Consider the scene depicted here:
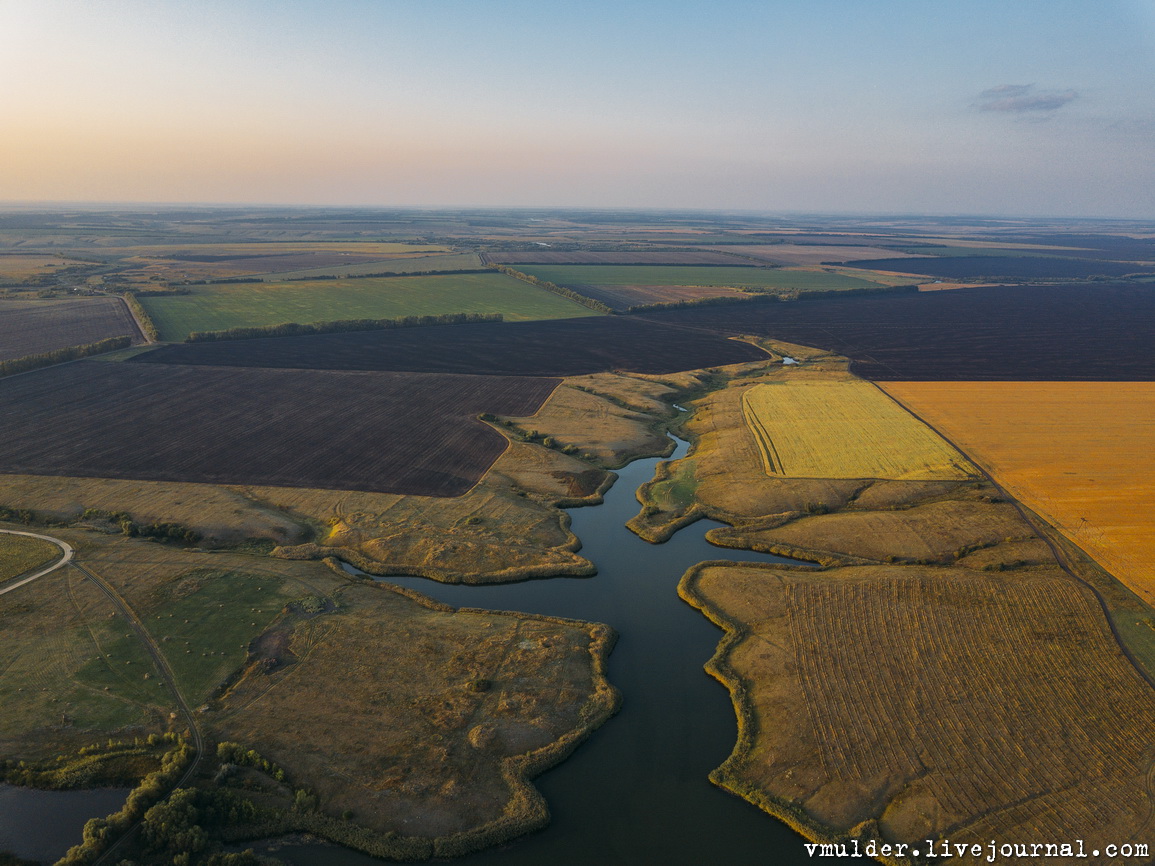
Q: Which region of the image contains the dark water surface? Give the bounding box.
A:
[0,783,129,863]
[274,433,860,865]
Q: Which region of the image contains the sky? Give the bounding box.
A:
[2,0,1154,218]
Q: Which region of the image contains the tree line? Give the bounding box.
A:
[123,291,160,340]
[0,335,132,379]
[186,311,503,343]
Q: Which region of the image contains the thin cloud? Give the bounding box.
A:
[975,84,1079,113]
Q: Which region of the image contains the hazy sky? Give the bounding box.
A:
[3,0,1154,217]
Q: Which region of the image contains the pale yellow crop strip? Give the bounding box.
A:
[742,378,976,481]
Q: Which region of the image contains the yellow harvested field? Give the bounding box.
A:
[741,378,977,480]
[882,381,1155,604]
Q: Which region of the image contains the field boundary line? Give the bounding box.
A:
[0,528,73,595]
[118,293,155,344]
[873,380,1155,692]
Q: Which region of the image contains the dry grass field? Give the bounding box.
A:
[681,562,1155,856]
[705,498,1040,567]
[0,533,61,582]
[741,378,977,480]
[0,253,80,281]
[0,526,619,855]
[881,381,1155,606]
[213,580,618,846]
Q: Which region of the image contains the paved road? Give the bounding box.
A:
[0,529,73,595]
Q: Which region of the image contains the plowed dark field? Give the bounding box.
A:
[643,282,1155,380]
[0,297,142,361]
[0,362,559,495]
[845,255,1152,280]
[133,316,769,376]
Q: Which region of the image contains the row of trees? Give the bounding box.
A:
[186,311,502,343]
[0,335,131,378]
[123,292,160,340]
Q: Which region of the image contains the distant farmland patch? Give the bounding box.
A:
[139,272,596,341]
[580,283,750,310]
[705,244,929,266]
[488,250,747,265]
[844,255,1153,280]
[513,264,887,292]
[0,362,559,496]
[258,251,483,280]
[0,297,141,362]
[117,242,452,281]
[742,378,976,480]
[0,253,81,282]
[135,316,769,376]
[642,282,1155,381]
[508,264,889,311]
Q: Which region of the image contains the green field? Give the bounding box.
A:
[0,533,61,582]
[513,264,888,291]
[141,272,597,341]
[145,569,303,702]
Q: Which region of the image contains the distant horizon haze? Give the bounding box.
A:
[3,0,1154,218]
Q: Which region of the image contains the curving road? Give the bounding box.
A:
[0,529,74,595]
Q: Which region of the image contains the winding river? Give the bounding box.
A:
[270,431,855,865]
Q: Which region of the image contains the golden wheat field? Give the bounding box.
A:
[741,378,977,480]
[881,381,1155,605]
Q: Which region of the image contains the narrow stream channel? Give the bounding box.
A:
[272,429,860,865]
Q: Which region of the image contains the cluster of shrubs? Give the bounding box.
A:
[0,335,131,378]
[487,263,613,313]
[140,787,266,863]
[0,738,164,790]
[80,507,201,544]
[479,414,582,457]
[186,311,502,343]
[0,505,38,525]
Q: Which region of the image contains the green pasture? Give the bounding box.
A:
[141,272,597,341]
[513,264,887,292]
[145,569,302,703]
